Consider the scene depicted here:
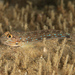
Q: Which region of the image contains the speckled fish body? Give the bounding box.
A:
[0,30,71,47]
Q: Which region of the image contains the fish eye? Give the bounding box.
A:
[7,34,12,38]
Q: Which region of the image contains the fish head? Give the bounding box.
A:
[0,31,21,47]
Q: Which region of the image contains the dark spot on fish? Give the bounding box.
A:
[66,35,70,38]
[46,36,51,39]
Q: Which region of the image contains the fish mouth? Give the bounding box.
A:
[4,43,20,47]
[1,40,20,47]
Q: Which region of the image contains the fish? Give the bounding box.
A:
[0,29,74,47]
